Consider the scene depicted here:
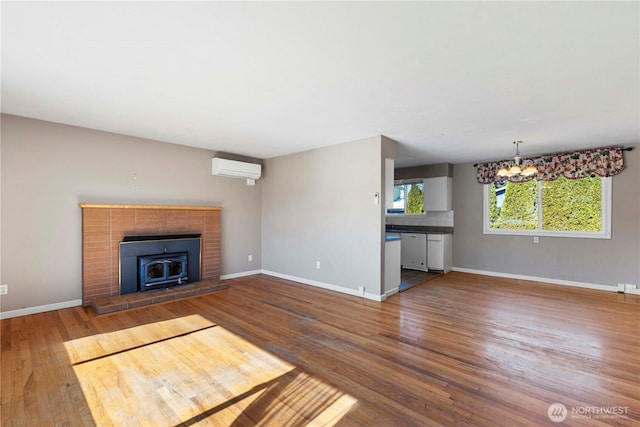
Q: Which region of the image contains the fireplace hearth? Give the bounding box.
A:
[120,234,201,294]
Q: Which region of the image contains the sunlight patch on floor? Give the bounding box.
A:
[65,315,356,425]
[64,314,215,364]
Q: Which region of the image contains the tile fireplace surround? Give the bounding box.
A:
[79,203,221,307]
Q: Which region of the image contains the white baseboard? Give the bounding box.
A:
[384,287,399,299]
[0,299,83,320]
[8,268,608,320]
[220,270,262,280]
[261,270,385,301]
[452,267,616,292]
[0,269,383,320]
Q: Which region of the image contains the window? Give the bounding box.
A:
[484,176,611,238]
[389,181,424,214]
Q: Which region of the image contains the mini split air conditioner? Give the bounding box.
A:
[212,158,262,183]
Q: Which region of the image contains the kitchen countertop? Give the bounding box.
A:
[385,225,454,234]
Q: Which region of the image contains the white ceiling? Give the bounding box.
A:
[2,2,638,167]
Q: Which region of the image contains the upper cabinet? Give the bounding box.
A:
[423,176,452,211]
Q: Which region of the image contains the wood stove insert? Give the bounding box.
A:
[120,234,201,294]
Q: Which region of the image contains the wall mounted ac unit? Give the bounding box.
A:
[212,158,261,180]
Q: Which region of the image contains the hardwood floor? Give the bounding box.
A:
[2,272,639,426]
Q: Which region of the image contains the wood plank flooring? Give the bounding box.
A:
[1,272,639,426]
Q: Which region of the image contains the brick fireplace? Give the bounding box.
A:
[79,203,221,306]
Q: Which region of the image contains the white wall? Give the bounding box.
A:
[0,114,262,312]
[452,144,640,288]
[261,136,387,298]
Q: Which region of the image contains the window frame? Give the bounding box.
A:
[483,177,612,239]
[388,179,425,216]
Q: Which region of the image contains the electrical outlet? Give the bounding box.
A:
[358,286,365,296]
[0,284,7,295]
[248,255,253,262]
[316,261,321,269]
[533,236,539,243]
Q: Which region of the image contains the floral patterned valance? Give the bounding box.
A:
[476,146,626,184]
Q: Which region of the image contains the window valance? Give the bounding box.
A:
[476,146,626,184]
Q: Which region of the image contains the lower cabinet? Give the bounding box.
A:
[427,234,453,273]
[384,239,401,293]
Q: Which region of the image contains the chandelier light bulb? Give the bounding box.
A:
[496,140,536,179]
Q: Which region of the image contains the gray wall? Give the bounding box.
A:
[3,112,635,313]
[452,144,640,287]
[1,114,262,312]
[261,136,386,296]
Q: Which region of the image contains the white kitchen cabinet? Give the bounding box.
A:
[384,237,401,294]
[427,233,453,273]
[401,233,427,271]
[424,177,452,211]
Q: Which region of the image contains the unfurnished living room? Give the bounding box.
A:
[1,2,638,426]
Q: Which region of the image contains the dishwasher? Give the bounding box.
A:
[400,233,427,271]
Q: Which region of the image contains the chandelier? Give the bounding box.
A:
[496,140,538,178]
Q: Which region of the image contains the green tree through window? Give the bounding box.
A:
[486,176,607,237]
[493,180,537,229]
[406,183,424,214]
[542,176,601,231]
